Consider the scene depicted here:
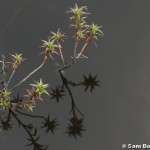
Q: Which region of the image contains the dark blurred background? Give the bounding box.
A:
[1,0,150,150]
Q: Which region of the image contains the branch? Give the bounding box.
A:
[59,70,84,117]
[16,110,45,120]
[10,58,47,91]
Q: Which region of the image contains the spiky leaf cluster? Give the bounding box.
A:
[42,39,57,53]
[41,28,66,60]
[82,74,100,92]
[68,3,88,31]
[66,117,85,139]
[11,53,25,69]
[11,94,23,110]
[0,117,12,131]
[51,28,66,42]
[41,115,58,134]
[29,79,49,97]
[68,3,103,41]
[0,89,12,110]
[68,3,89,40]
[0,99,10,110]
[50,86,65,102]
[24,79,49,111]
[87,23,104,39]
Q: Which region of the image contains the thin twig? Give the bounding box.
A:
[57,37,90,72]
[6,69,15,87]
[76,37,91,59]
[59,70,84,117]
[73,41,78,59]
[9,109,34,140]
[10,58,47,91]
[67,80,83,86]
[0,55,7,89]
[16,110,45,119]
[57,41,65,66]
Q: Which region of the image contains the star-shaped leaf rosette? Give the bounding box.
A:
[10,53,26,70]
[50,86,65,103]
[41,115,59,134]
[66,116,85,139]
[0,111,12,132]
[82,74,100,92]
[24,79,49,111]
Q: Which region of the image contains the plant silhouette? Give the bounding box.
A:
[0,72,100,149]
